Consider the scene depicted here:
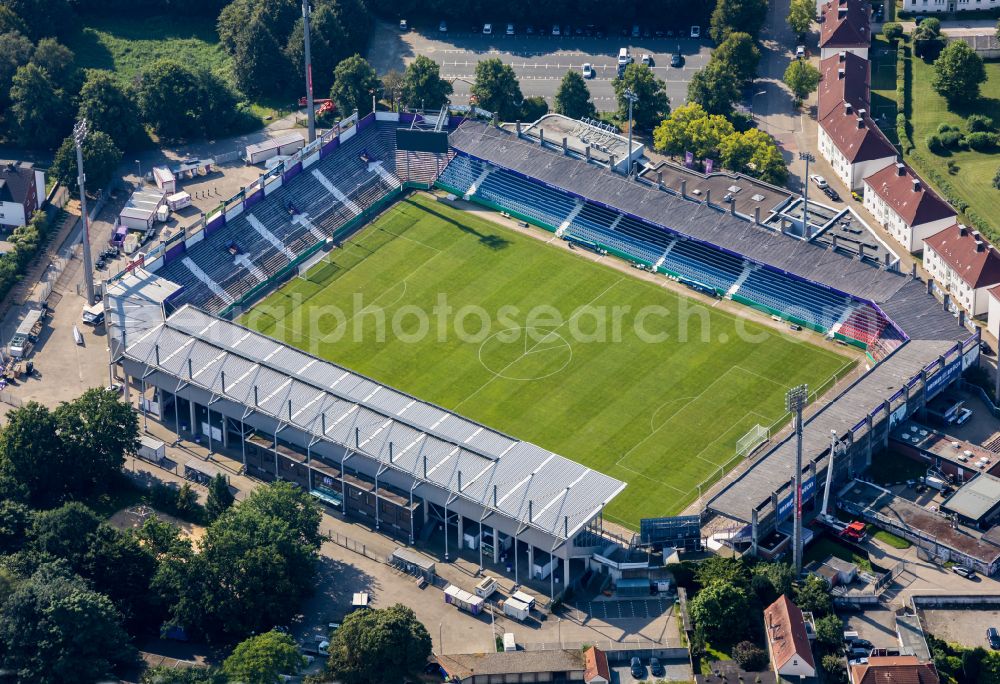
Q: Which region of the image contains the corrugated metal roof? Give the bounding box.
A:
[121,305,625,540]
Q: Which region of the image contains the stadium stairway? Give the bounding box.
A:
[159,122,403,313]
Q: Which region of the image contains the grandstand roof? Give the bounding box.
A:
[449,121,908,304]
[709,338,960,523]
[118,304,626,541]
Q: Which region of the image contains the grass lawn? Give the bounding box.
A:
[903,51,1000,244]
[870,34,899,146]
[699,642,732,675]
[804,534,885,574]
[65,14,291,122]
[241,194,854,528]
[872,529,912,549]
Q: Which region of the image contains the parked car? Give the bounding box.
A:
[632,24,640,37]
[640,54,652,66]
[670,51,683,67]
[398,19,408,31]
[953,407,973,425]
[810,174,829,189]
[981,340,995,356]
[525,24,535,34]
[953,565,977,579]
[630,657,645,678]
[552,24,561,36]
[823,186,841,201]
[582,63,594,78]
[439,20,447,32]
[506,23,515,35]
[482,23,492,34]
[796,45,806,59]
[690,25,701,38]
[650,657,665,677]
[989,627,1000,649]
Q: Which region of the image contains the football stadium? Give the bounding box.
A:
[105,109,978,596]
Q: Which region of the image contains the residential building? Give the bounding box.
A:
[850,655,939,684]
[817,101,896,190]
[0,160,45,228]
[863,162,955,253]
[583,647,611,684]
[818,51,870,122]
[923,224,1000,316]
[989,285,1000,341]
[902,0,1000,14]
[764,595,816,679]
[819,0,871,59]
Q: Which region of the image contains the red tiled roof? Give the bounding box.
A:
[990,283,1000,302]
[850,656,940,684]
[863,163,956,227]
[818,51,870,121]
[819,0,870,48]
[764,595,815,671]
[583,647,611,682]
[819,100,896,163]
[924,224,1000,289]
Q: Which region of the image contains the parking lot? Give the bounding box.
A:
[918,608,1000,650]
[574,597,674,622]
[369,21,712,111]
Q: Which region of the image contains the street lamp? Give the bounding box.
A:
[73,119,96,305]
[786,384,809,576]
[798,151,816,237]
[750,90,766,119]
[135,159,142,182]
[623,88,638,176]
[302,0,316,142]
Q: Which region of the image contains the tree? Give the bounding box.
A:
[932,41,987,106]
[77,71,144,149]
[166,483,322,642]
[913,18,943,59]
[471,58,523,122]
[141,667,228,684]
[613,63,670,132]
[883,22,904,43]
[784,59,821,101]
[652,103,735,158]
[400,55,453,110]
[0,562,134,684]
[554,70,596,119]
[732,640,768,671]
[0,5,27,35]
[688,581,751,645]
[695,556,750,591]
[713,32,761,84]
[51,131,123,195]
[0,0,74,41]
[0,401,63,507]
[521,95,548,122]
[7,63,73,149]
[822,654,848,683]
[30,38,78,89]
[330,54,380,117]
[206,473,235,521]
[815,613,843,647]
[795,575,834,616]
[54,388,139,499]
[749,562,795,603]
[719,127,788,184]
[0,500,32,554]
[380,69,405,111]
[135,59,209,140]
[327,604,432,684]
[232,13,291,100]
[0,30,32,110]
[224,630,306,684]
[710,0,769,43]
[687,59,741,116]
[787,0,814,37]
[285,4,348,97]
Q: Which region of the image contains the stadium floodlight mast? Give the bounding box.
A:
[73,119,96,305]
[623,88,638,176]
[786,384,808,576]
[798,151,815,237]
[302,0,316,142]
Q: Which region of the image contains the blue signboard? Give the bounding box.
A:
[926,360,961,400]
[776,476,817,520]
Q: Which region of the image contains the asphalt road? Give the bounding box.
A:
[369,22,713,112]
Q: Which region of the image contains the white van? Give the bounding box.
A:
[618,47,630,66]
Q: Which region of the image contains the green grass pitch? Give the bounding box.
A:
[241,194,854,528]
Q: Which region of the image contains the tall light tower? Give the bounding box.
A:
[798,152,815,237]
[624,88,638,176]
[786,384,808,576]
[73,119,96,305]
[302,0,316,142]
